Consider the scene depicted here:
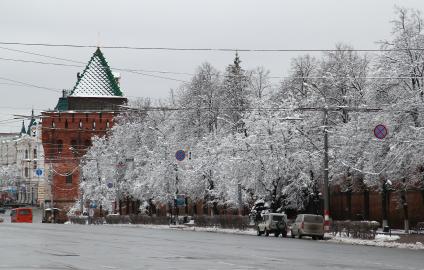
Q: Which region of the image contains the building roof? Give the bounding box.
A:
[20,121,26,135]
[54,97,69,111]
[26,109,36,135]
[70,48,123,97]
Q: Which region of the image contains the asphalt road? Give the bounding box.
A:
[0,219,423,269]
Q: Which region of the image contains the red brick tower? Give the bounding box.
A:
[41,48,127,219]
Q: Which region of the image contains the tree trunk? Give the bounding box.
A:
[401,191,409,233]
[382,188,388,228]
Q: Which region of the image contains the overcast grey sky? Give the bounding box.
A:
[1,0,424,132]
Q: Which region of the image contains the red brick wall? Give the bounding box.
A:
[42,111,117,213]
[331,190,424,229]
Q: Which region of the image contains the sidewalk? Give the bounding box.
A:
[326,232,424,250]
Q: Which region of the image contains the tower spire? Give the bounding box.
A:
[20,120,26,135]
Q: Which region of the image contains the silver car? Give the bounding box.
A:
[257,213,288,237]
[291,214,324,240]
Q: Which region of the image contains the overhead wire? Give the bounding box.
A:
[1,41,424,52]
[1,54,424,81]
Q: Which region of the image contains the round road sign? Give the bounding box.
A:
[374,124,388,139]
[35,168,43,176]
[175,150,186,161]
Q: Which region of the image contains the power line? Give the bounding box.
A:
[1,41,424,52]
[0,55,189,83]
[0,76,61,93]
[0,46,193,76]
[2,56,424,80]
[2,54,424,81]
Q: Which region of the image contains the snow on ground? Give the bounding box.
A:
[96,223,258,236]
[327,233,424,250]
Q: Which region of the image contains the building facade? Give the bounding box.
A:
[0,114,48,205]
[41,48,127,218]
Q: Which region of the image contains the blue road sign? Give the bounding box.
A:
[35,168,43,176]
[107,182,113,188]
[374,124,388,139]
[175,150,186,161]
[175,194,186,207]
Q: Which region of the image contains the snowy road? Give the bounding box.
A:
[0,223,423,270]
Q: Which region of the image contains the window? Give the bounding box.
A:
[65,120,68,129]
[272,215,285,222]
[33,149,37,159]
[25,150,29,159]
[304,215,323,223]
[18,209,31,215]
[86,113,89,122]
[33,161,37,170]
[72,113,75,122]
[24,167,29,178]
[106,120,110,129]
[66,174,72,184]
[52,121,56,128]
[57,140,63,154]
[79,120,83,129]
[92,121,96,130]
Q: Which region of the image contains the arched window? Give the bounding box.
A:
[24,167,29,178]
[57,140,63,154]
[52,121,56,128]
[106,120,110,129]
[65,120,69,129]
[79,120,83,129]
[25,149,29,159]
[66,173,73,184]
[92,121,96,130]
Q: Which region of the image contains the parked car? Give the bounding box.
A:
[10,208,33,223]
[291,214,324,240]
[0,207,6,214]
[42,208,61,223]
[257,213,288,237]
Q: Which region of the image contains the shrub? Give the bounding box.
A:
[331,220,380,239]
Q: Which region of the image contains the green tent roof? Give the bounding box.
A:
[70,48,123,97]
[54,97,69,111]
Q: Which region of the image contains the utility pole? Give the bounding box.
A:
[323,108,330,230]
[297,106,381,231]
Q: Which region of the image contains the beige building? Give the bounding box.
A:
[0,112,49,206]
